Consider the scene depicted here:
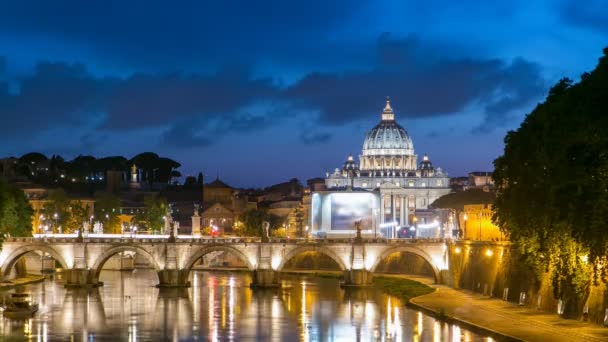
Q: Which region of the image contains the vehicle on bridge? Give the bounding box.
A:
[397,226,416,239]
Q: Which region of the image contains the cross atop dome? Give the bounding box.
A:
[381,96,395,121]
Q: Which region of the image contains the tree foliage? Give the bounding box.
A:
[94,194,121,233]
[39,189,91,233]
[40,189,71,233]
[493,48,608,313]
[131,195,168,233]
[0,179,34,237]
[430,189,495,211]
[236,209,282,237]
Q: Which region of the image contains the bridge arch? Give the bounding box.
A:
[90,245,161,283]
[0,245,69,279]
[277,246,347,271]
[182,245,255,278]
[370,246,440,282]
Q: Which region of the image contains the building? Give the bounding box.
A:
[467,171,494,191]
[313,98,452,238]
[459,204,503,241]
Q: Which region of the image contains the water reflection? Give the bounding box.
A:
[0,270,489,341]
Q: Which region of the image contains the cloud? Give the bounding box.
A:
[285,34,547,130]
[300,130,332,144]
[0,1,361,72]
[560,0,608,34]
[0,34,547,146]
[0,61,112,137]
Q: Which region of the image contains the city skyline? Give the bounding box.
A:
[1,1,606,187]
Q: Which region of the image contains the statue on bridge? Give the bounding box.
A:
[261,221,270,243]
[354,220,362,242]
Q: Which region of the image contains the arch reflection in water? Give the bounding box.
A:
[0,270,489,341]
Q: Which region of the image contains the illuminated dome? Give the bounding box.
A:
[359,98,418,173]
[361,98,414,157]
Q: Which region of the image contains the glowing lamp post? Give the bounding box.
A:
[478,211,483,241]
[463,213,468,240]
[53,213,59,234]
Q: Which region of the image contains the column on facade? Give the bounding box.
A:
[404,196,410,226]
[391,194,397,238]
[391,194,396,223]
[400,196,406,226]
[379,193,385,224]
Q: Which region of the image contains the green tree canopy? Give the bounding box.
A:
[493,48,608,315]
[0,179,34,237]
[430,189,495,211]
[237,209,282,237]
[131,195,168,233]
[94,194,121,233]
[40,189,70,233]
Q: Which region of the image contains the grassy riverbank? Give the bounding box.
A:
[281,270,343,279]
[0,274,46,290]
[372,276,435,302]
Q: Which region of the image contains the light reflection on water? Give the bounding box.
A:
[0,270,490,341]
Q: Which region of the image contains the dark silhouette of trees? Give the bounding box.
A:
[0,179,33,237]
[493,48,608,317]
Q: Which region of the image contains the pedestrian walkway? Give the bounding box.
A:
[408,280,608,342]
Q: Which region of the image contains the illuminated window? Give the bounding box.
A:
[437,180,442,186]
[362,182,367,187]
[408,181,414,187]
[421,182,426,187]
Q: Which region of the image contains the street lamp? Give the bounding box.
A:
[478,211,483,241]
[53,213,58,234]
[463,213,468,239]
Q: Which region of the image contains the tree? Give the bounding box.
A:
[183,176,197,187]
[94,194,121,233]
[0,179,34,237]
[40,189,70,233]
[493,48,608,317]
[64,201,90,233]
[237,209,282,237]
[131,195,168,233]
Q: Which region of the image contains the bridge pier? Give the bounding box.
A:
[156,270,191,288]
[250,269,280,288]
[64,269,101,288]
[342,269,371,287]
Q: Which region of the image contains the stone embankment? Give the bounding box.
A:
[379,274,608,342]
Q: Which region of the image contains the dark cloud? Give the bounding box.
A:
[0,34,546,145]
[560,0,608,34]
[0,61,112,137]
[0,57,6,76]
[300,130,332,144]
[103,67,277,130]
[286,34,546,130]
[0,1,360,72]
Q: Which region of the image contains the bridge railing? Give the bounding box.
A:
[7,234,457,245]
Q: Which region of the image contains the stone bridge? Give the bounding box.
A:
[0,236,451,288]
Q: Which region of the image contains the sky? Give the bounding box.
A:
[0,0,606,187]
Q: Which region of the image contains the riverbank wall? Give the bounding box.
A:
[444,241,608,325]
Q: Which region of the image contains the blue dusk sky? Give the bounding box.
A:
[0,0,606,187]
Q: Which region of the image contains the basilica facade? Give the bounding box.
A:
[312,99,451,237]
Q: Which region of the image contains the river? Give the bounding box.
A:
[0,270,490,341]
